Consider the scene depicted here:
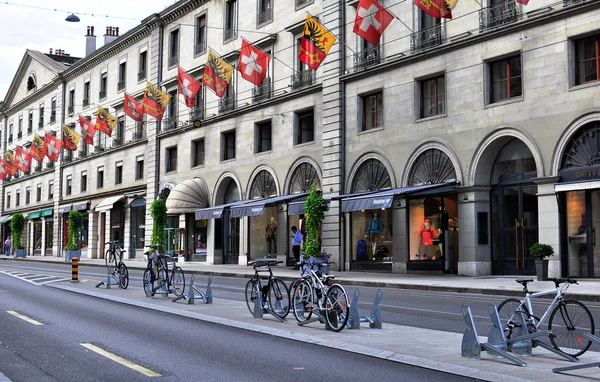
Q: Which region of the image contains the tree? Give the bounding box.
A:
[10,213,25,250]
[65,210,83,251]
[303,185,325,259]
[150,199,168,251]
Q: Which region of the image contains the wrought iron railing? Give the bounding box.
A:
[189,108,203,121]
[168,56,179,68]
[411,24,444,52]
[195,41,207,56]
[83,98,89,107]
[67,105,74,115]
[46,162,54,169]
[112,137,123,147]
[63,152,72,163]
[163,118,178,131]
[291,70,314,90]
[133,130,147,140]
[99,90,106,99]
[296,0,312,8]
[257,8,272,25]
[17,132,22,139]
[252,81,272,103]
[50,112,57,123]
[138,71,146,81]
[117,81,126,91]
[95,145,105,153]
[479,0,520,32]
[563,0,585,5]
[219,96,236,113]
[38,121,43,129]
[78,150,87,159]
[223,27,236,41]
[354,45,381,70]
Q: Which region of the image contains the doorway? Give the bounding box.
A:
[565,189,600,277]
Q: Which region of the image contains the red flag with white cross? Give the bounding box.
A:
[14,146,32,173]
[353,0,394,46]
[238,39,271,87]
[44,133,63,162]
[177,68,201,108]
[0,165,7,181]
[79,115,96,145]
[124,93,144,122]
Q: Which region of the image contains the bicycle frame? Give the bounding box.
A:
[517,286,564,329]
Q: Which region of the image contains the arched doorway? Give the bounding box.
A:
[289,162,320,194]
[351,158,392,192]
[490,139,539,275]
[215,177,241,264]
[248,170,279,259]
[558,121,600,277]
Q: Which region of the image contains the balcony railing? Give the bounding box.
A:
[95,145,105,153]
[133,130,147,140]
[46,162,54,169]
[252,81,272,103]
[78,150,87,159]
[83,98,89,107]
[354,45,381,70]
[257,8,272,25]
[296,0,312,8]
[218,96,236,113]
[563,0,585,5]
[410,24,444,52]
[194,41,206,56]
[189,108,203,122]
[163,118,178,132]
[68,105,74,115]
[38,121,43,129]
[291,70,314,90]
[168,55,179,68]
[112,137,123,148]
[479,0,520,32]
[17,132,22,139]
[99,90,107,99]
[117,81,126,91]
[223,27,236,41]
[63,153,72,163]
[138,71,146,81]
[50,112,56,123]
[34,163,42,172]
[8,135,12,143]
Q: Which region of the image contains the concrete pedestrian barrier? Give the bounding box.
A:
[346,288,383,329]
[172,273,213,304]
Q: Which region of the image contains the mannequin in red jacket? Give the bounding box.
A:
[419,219,437,260]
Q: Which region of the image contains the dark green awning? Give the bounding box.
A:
[27,211,41,219]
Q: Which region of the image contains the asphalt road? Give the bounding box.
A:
[0,268,473,382]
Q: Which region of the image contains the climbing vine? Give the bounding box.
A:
[303,185,325,259]
[150,199,168,251]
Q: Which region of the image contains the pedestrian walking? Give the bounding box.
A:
[291,226,302,269]
[4,237,11,256]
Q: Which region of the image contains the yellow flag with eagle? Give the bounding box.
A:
[202,49,233,98]
[299,15,336,71]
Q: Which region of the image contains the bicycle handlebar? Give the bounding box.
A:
[551,277,578,288]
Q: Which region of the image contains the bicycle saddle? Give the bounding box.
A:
[515,278,534,287]
[248,259,280,267]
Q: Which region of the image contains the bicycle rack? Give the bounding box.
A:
[346,288,383,330]
[553,333,600,374]
[95,268,120,289]
[172,273,213,304]
[252,287,287,324]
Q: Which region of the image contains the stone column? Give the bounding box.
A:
[534,177,561,278]
[88,211,97,259]
[41,217,46,256]
[392,198,408,274]
[276,207,288,264]
[457,187,492,276]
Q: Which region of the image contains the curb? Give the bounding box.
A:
[9,257,600,303]
[48,282,531,382]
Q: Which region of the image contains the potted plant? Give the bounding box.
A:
[530,243,554,281]
[64,210,83,261]
[302,185,327,274]
[150,199,168,253]
[10,213,26,258]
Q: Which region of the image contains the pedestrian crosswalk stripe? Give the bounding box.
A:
[0,270,70,286]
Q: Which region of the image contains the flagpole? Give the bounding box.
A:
[306,11,357,55]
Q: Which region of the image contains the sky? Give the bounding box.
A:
[0,0,177,102]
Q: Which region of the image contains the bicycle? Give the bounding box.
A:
[497,277,595,358]
[143,245,185,297]
[104,240,128,289]
[291,260,349,332]
[244,259,290,320]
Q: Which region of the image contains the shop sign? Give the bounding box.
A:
[251,206,264,215]
[73,202,90,211]
[111,224,121,229]
[212,210,223,218]
[41,209,53,217]
[576,170,600,179]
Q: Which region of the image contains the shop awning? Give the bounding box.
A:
[58,204,72,213]
[27,211,41,219]
[230,194,306,218]
[341,184,447,213]
[41,209,53,217]
[555,180,600,192]
[95,195,125,212]
[166,178,210,215]
[195,200,252,220]
[0,215,11,224]
[288,199,331,215]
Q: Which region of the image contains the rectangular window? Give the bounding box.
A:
[221,130,236,161]
[169,29,179,67]
[195,14,207,55]
[28,111,33,134]
[16,190,20,207]
[138,51,147,81]
[135,156,144,180]
[48,181,54,200]
[81,171,87,192]
[25,187,30,205]
[36,184,42,202]
[100,72,107,99]
[8,123,13,142]
[192,139,205,167]
[115,116,125,146]
[296,110,314,145]
[575,34,600,85]
[51,98,57,123]
[84,81,90,106]
[39,105,44,128]
[118,62,126,90]
[6,193,10,209]
[69,89,75,107]
[361,92,383,131]
[224,0,237,41]
[66,175,72,196]
[115,162,123,185]
[166,146,177,172]
[255,120,272,153]
[257,0,272,25]
[18,117,22,138]
[97,167,104,188]
[490,55,522,103]
[420,75,446,118]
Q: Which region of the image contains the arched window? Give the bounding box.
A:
[491,139,536,185]
[408,149,457,186]
[249,170,277,199]
[289,162,320,194]
[560,121,600,170]
[351,159,391,193]
[27,76,36,91]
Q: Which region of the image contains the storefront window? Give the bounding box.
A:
[249,207,278,259]
[110,207,125,244]
[80,214,89,249]
[33,221,42,251]
[45,220,53,254]
[195,219,207,255]
[566,191,587,277]
[351,209,393,261]
[132,206,146,249]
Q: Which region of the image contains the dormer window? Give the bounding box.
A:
[27,76,36,91]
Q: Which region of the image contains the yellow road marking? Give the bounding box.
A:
[81,343,162,377]
[7,311,44,326]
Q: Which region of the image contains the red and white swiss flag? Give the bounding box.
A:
[177,67,201,108]
[353,0,394,46]
[14,146,32,173]
[238,39,271,87]
[124,93,144,122]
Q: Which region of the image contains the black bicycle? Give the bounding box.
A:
[105,240,128,289]
[143,245,185,297]
[245,259,290,319]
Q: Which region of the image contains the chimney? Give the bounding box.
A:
[85,25,97,57]
[104,26,119,46]
[49,48,53,54]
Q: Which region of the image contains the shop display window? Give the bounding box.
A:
[45,221,53,254]
[351,208,393,261]
[33,222,42,250]
[565,191,587,277]
[195,219,208,255]
[249,206,278,258]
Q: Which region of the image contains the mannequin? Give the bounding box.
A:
[265,216,277,257]
[365,212,383,260]
[419,219,437,260]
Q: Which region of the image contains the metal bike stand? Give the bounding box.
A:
[95,268,119,289]
[172,273,213,304]
[553,333,600,374]
[347,288,383,329]
[461,304,527,366]
[252,290,287,323]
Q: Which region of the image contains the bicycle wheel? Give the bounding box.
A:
[291,279,314,323]
[268,279,290,319]
[118,263,129,289]
[105,250,115,269]
[169,266,185,297]
[548,300,595,357]
[245,279,259,316]
[325,284,349,332]
[143,269,154,297]
[497,298,524,324]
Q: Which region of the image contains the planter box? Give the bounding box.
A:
[535,259,549,281]
[13,248,26,258]
[65,250,81,262]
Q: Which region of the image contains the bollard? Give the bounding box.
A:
[71,257,79,283]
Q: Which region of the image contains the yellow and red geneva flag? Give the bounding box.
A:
[62,124,81,151]
[95,107,118,137]
[414,0,458,19]
[30,133,46,162]
[299,15,336,71]
[202,49,233,98]
[143,83,171,119]
[0,157,17,176]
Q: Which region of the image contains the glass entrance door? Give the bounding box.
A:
[589,190,600,276]
[496,185,539,275]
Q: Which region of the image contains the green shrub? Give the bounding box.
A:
[10,213,25,249]
[529,243,554,260]
[65,210,83,251]
[303,185,325,259]
[150,199,168,251]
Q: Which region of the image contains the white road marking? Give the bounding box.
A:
[81,343,162,377]
[1,270,70,286]
[7,311,44,326]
